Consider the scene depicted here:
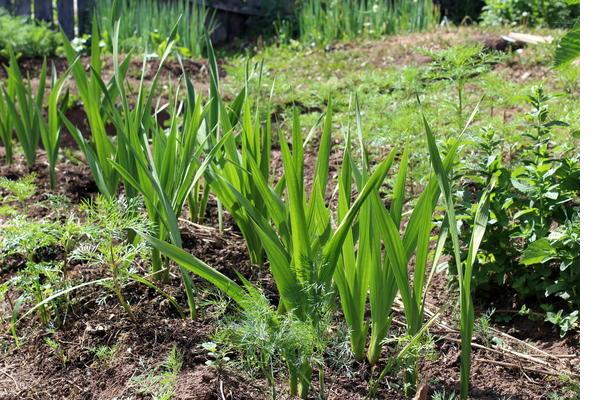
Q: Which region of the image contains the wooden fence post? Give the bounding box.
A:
[77,0,91,36]
[57,0,75,38]
[15,0,31,16]
[0,0,11,10]
[34,0,52,21]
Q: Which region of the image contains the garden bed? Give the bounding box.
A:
[0,26,579,400]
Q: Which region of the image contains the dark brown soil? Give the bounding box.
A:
[0,151,97,206]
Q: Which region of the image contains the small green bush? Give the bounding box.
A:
[448,87,579,337]
[0,10,61,57]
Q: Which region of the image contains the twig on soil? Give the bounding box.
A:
[420,300,575,361]
[178,218,241,238]
[0,368,20,390]
[0,369,21,392]
[219,379,227,400]
[438,335,557,370]
[487,326,576,360]
[391,300,578,378]
[473,357,577,378]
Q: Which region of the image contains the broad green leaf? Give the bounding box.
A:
[521,239,558,265]
[554,20,580,68]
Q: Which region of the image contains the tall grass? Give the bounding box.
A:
[145,85,396,397]
[60,20,121,198]
[202,47,270,264]
[423,107,493,400]
[0,78,13,164]
[2,48,44,168]
[297,0,438,45]
[94,0,215,58]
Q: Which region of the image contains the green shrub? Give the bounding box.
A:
[481,0,579,28]
[0,10,61,57]
[449,87,579,337]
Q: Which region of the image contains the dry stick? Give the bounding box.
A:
[178,217,242,238]
[178,217,220,232]
[0,368,19,390]
[219,379,227,400]
[392,314,553,370]
[438,335,563,372]
[473,357,577,378]
[391,303,576,377]
[487,326,577,360]
[419,300,576,361]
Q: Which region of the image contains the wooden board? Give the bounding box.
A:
[57,0,74,38]
[15,0,31,16]
[34,0,52,21]
[77,0,91,36]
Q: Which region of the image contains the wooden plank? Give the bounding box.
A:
[34,0,52,21]
[207,0,265,16]
[77,0,91,35]
[205,0,294,17]
[57,0,74,39]
[507,32,553,45]
[15,0,31,16]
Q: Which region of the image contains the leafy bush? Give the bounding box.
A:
[449,87,579,336]
[0,10,61,57]
[480,0,579,28]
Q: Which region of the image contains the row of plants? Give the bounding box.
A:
[289,0,439,45]
[0,9,501,400]
[0,0,581,62]
[93,0,215,58]
[92,0,439,55]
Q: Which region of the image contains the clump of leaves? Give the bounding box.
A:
[0,205,97,340]
[89,344,118,364]
[0,209,95,277]
[0,11,61,57]
[0,173,37,205]
[431,389,458,400]
[16,262,63,325]
[449,86,580,336]
[200,341,231,372]
[44,336,68,364]
[481,0,578,29]
[473,308,500,347]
